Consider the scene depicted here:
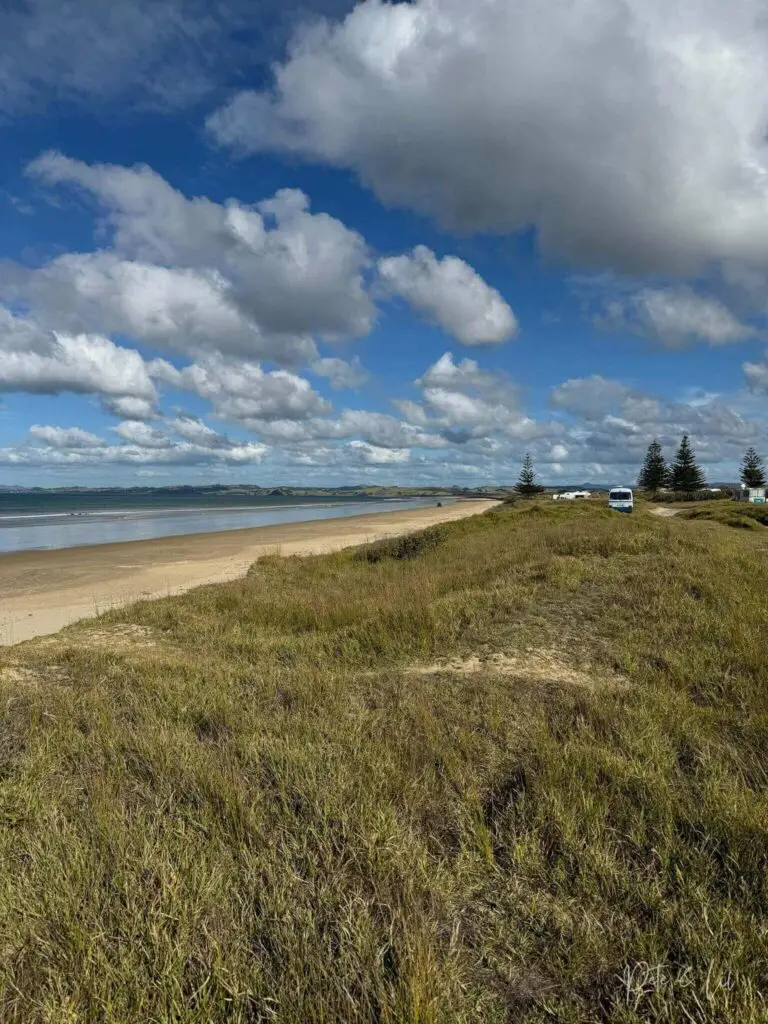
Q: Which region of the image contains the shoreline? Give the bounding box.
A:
[0,499,499,645]
[0,496,446,553]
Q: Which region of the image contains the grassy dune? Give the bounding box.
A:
[1,502,766,1022]
[676,499,768,530]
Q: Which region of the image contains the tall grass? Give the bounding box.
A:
[0,502,766,1022]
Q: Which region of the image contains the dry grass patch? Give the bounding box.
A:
[0,501,766,1022]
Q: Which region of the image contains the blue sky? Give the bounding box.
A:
[1,0,766,487]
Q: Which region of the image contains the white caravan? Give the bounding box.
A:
[553,490,591,501]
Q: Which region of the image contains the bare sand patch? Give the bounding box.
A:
[411,648,624,690]
[0,665,40,688]
[72,624,159,651]
[0,662,70,690]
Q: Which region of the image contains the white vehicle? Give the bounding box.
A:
[553,490,591,501]
[608,487,634,513]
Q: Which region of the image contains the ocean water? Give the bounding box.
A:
[0,492,450,554]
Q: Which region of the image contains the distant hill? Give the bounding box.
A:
[544,483,611,492]
[0,483,511,499]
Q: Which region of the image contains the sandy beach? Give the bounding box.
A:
[0,499,498,645]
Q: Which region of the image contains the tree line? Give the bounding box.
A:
[512,442,766,497]
[637,437,766,494]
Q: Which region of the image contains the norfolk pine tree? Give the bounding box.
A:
[638,440,668,492]
[515,453,545,496]
[740,447,766,488]
[670,435,706,494]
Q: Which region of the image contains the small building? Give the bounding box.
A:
[738,485,767,503]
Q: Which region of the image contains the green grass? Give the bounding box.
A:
[1,502,767,1022]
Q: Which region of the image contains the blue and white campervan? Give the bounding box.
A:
[608,488,634,513]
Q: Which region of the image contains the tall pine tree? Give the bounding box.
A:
[515,453,544,496]
[637,440,668,491]
[670,435,705,494]
[740,447,766,488]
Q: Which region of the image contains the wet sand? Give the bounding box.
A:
[0,500,499,645]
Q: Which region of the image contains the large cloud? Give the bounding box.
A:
[22,153,375,362]
[0,254,299,362]
[209,0,768,277]
[377,246,517,345]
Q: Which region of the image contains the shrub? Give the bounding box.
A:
[682,504,768,528]
[649,489,735,503]
[355,525,447,563]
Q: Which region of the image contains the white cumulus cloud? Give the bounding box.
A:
[23,153,375,362]
[168,357,332,425]
[744,354,768,392]
[411,352,552,442]
[377,246,517,345]
[598,286,758,346]
[112,421,170,448]
[550,373,764,472]
[348,440,410,464]
[28,425,103,449]
[103,396,159,421]
[209,0,768,278]
[166,416,232,448]
[0,306,161,411]
[311,356,369,389]
[551,375,633,421]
